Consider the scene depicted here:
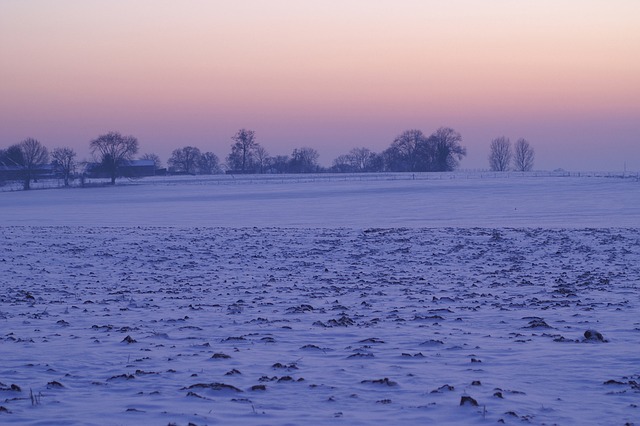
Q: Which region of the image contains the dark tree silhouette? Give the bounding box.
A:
[513,138,535,171]
[168,146,201,174]
[489,136,512,171]
[428,127,466,172]
[332,147,383,172]
[19,138,49,190]
[348,147,379,172]
[90,132,139,184]
[198,151,221,175]
[227,129,258,173]
[289,147,319,173]
[51,147,77,187]
[253,145,270,174]
[332,154,355,172]
[385,129,427,172]
[383,128,466,172]
[270,155,290,174]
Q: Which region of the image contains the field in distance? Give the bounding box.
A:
[1,173,638,227]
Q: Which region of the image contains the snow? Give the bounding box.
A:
[1,173,638,227]
[0,174,639,425]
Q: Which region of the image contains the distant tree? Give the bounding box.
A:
[227,129,258,173]
[198,151,221,175]
[254,145,270,174]
[381,145,402,172]
[51,147,77,187]
[347,147,367,172]
[383,127,466,172]
[168,146,201,175]
[289,147,320,173]
[349,147,380,172]
[141,153,162,171]
[368,152,385,172]
[90,131,139,184]
[19,138,49,190]
[270,155,290,174]
[488,136,512,171]
[385,129,427,172]
[513,138,535,171]
[332,154,355,173]
[332,147,383,173]
[428,127,466,172]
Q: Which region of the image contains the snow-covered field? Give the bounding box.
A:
[1,174,639,425]
[2,173,638,227]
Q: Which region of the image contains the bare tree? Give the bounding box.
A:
[378,127,467,172]
[19,138,49,190]
[198,151,221,175]
[289,147,320,173]
[51,147,77,187]
[332,154,355,173]
[384,128,466,172]
[168,146,201,175]
[332,147,383,173]
[227,129,257,173]
[428,127,466,172]
[513,138,535,171]
[385,129,427,172]
[90,131,139,184]
[489,136,512,171]
[141,153,162,171]
[349,147,378,172]
[270,155,290,174]
[254,145,270,174]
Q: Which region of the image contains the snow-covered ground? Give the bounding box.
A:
[1,173,638,227]
[0,174,639,425]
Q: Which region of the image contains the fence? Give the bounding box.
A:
[1,170,638,192]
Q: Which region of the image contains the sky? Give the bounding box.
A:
[1,0,639,171]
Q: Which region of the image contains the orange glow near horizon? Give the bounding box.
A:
[1,0,639,170]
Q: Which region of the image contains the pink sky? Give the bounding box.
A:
[1,1,639,170]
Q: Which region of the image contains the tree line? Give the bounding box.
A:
[167,127,469,175]
[1,126,534,190]
[0,132,139,190]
